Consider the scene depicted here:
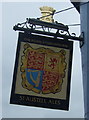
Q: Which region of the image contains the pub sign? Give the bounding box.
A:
[10,32,73,110]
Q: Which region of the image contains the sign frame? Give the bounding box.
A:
[10,32,73,111]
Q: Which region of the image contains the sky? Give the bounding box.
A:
[1,0,84,118]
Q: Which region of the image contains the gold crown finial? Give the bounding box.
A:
[39,6,56,23]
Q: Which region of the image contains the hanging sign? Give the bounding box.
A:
[10,32,73,111]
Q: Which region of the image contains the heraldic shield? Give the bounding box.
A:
[10,32,73,110]
[21,43,66,94]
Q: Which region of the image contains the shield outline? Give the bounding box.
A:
[20,43,67,94]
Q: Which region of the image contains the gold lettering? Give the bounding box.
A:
[31,97,37,102]
[19,96,25,101]
[20,95,61,105]
[48,99,60,105]
[43,99,46,103]
[54,100,60,105]
[36,98,41,102]
[26,96,31,101]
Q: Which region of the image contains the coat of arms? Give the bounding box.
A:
[20,43,67,94]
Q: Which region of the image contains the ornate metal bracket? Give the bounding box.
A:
[13,18,84,47]
[79,32,84,48]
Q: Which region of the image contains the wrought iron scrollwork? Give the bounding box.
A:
[13,18,69,34]
[13,18,84,47]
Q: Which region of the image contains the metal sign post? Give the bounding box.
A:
[80,2,89,120]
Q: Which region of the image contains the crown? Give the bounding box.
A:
[40,6,56,13]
